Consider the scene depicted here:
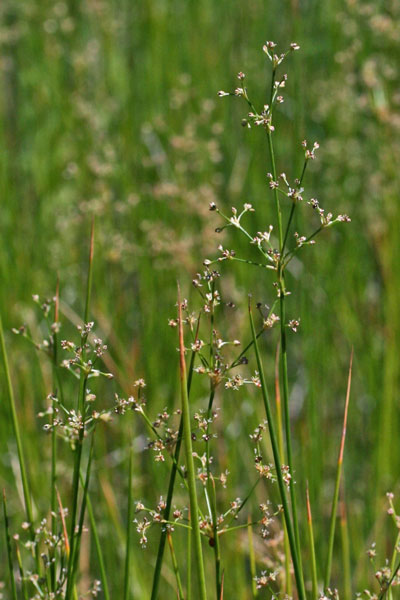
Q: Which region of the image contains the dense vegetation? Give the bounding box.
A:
[1,1,400,598]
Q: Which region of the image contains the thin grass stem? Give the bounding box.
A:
[3,490,18,600]
[306,483,318,600]
[247,516,258,599]
[208,476,222,599]
[340,488,351,600]
[15,539,29,600]
[123,445,134,600]
[167,531,184,600]
[249,302,305,600]
[187,510,192,600]
[178,284,207,600]
[85,491,110,600]
[324,349,353,589]
[66,434,95,598]
[275,343,292,596]
[150,316,200,600]
[0,314,41,574]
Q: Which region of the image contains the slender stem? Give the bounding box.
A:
[15,539,29,600]
[340,489,351,600]
[208,476,222,599]
[85,489,110,600]
[224,479,260,528]
[281,159,308,257]
[205,388,215,484]
[324,350,353,589]
[266,84,303,576]
[306,484,318,600]
[281,203,296,257]
[178,285,207,600]
[84,219,95,324]
[267,132,283,247]
[123,445,134,600]
[50,278,60,591]
[0,314,41,574]
[249,303,305,600]
[187,510,192,600]
[275,342,292,596]
[378,560,400,600]
[247,516,258,599]
[65,378,87,600]
[66,433,94,598]
[150,317,200,600]
[279,292,303,574]
[65,222,95,599]
[3,490,18,600]
[283,226,323,266]
[230,300,278,369]
[167,531,184,600]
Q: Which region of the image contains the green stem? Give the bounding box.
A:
[167,531,184,600]
[279,292,303,575]
[3,490,18,600]
[85,490,110,600]
[266,91,303,576]
[50,280,60,591]
[123,445,134,600]
[65,379,87,600]
[208,476,222,599]
[249,304,305,600]
[247,517,258,599]
[340,492,351,600]
[324,350,353,589]
[150,317,199,600]
[267,131,283,247]
[178,287,207,600]
[187,510,192,600]
[0,314,41,574]
[66,432,94,598]
[306,484,318,600]
[84,219,95,324]
[15,540,29,600]
[275,343,292,596]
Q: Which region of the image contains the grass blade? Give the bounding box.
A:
[324,349,353,589]
[178,284,207,600]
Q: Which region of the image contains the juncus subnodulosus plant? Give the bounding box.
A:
[214,40,352,598]
[135,41,354,600]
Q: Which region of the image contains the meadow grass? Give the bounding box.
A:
[1,1,400,598]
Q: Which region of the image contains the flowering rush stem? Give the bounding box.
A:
[249,300,306,600]
[178,284,208,600]
[266,74,304,578]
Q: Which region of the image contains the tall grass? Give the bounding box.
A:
[1,1,400,597]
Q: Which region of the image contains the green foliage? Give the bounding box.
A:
[1,0,400,598]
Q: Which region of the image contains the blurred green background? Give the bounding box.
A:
[1,0,400,597]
